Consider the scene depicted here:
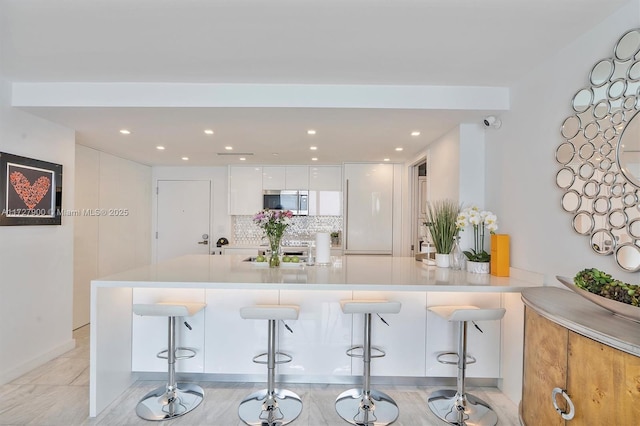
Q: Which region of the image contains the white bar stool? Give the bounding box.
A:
[238,304,302,426]
[427,305,506,426]
[335,299,402,426]
[132,302,206,421]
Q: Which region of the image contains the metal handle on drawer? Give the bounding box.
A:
[344,179,349,250]
[552,387,575,420]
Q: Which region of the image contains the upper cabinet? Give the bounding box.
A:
[309,166,342,191]
[229,166,263,215]
[263,166,309,190]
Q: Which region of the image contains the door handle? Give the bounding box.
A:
[198,240,209,245]
[551,387,575,420]
[198,233,209,245]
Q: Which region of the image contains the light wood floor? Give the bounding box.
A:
[0,326,520,425]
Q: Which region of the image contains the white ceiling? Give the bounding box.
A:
[0,0,630,166]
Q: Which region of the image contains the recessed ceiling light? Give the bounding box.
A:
[311,157,318,161]
[307,129,316,135]
[181,156,189,161]
[272,153,279,156]
[383,158,390,162]
[156,146,165,150]
[225,146,233,150]
[239,157,246,161]
[120,129,131,135]
[411,131,421,136]
[204,129,214,135]
[395,147,403,151]
[310,146,318,150]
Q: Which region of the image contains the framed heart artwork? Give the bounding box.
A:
[0,152,63,226]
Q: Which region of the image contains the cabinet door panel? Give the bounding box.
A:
[567,331,640,425]
[521,308,567,426]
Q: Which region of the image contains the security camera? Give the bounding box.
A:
[483,116,502,129]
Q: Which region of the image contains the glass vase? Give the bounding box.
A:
[450,236,463,271]
[268,235,281,268]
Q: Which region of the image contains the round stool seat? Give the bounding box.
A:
[340,299,401,315]
[133,301,206,421]
[133,302,206,317]
[428,305,505,322]
[238,304,302,426]
[427,305,505,426]
[240,305,299,321]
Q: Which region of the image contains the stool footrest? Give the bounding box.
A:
[252,351,293,365]
[156,347,197,360]
[346,345,386,359]
[435,351,477,366]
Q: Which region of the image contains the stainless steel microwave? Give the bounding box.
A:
[263,190,308,215]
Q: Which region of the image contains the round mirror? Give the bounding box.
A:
[584,180,600,198]
[608,209,628,229]
[561,116,581,139]
[556,167,575,189]
[629,61,640,80]
[629,218,640,238]
[593,196,611,215]
[579,162,595,180]
[615,29,640,61]
[608,79,627,99]
[591,229,615,254]
[593,100,610,119]
[615,243,640,271]
[572,88,593,113]
[573,211,594,235]
[556,142,575,164]
[559,28,640,272]
[617,110,640,188]
[591,59,614,86]
[562,190,581,213]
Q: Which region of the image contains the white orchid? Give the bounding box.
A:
[456,205,499,262]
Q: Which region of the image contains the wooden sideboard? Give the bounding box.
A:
[521,287,640,425]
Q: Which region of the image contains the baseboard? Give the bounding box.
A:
[0,338,76,385]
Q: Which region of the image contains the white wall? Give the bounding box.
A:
[426,126,460,202]
[0,76,76,384]
[485,1,640,284]
[73,145,151,328]
[151,166,229,262]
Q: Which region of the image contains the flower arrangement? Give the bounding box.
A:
[456,206,498,262]
[424,199,461,254]
[253,209,293,267]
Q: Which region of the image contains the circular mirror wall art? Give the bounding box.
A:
[558,28,640,271]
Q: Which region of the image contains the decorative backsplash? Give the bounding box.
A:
[232,215,343,245]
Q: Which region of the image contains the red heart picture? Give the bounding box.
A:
[9,171,51,209]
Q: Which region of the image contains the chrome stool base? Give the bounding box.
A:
[135,382,204,421]
[335,388,399,426]
[238,388,303,426]
[427,389,497,426]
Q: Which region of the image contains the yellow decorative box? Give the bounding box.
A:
[490,234,510,277]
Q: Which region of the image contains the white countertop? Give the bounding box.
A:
[93,254,537,292]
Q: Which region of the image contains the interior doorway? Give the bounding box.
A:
[156,180,211,262]
[410,159,428,257]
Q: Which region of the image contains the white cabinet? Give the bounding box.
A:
[285,166,309,190]
[344,163,393,254]
[262,166,286,190]
[263,166,309,190]
[309,165,342,216]
[309,166,342,191]
[229,166,263,215]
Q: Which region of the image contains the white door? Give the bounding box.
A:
[156,180,211,262]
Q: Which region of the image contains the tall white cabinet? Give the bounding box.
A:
[309,165,342,216]
[343,163,393,254]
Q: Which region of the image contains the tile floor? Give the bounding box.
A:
[0,326,521,425]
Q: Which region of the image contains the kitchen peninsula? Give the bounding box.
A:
[90,254,539,417]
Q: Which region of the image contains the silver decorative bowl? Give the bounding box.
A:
[556,276,640,323]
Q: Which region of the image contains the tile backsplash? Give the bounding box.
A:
[232,215,343,245]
